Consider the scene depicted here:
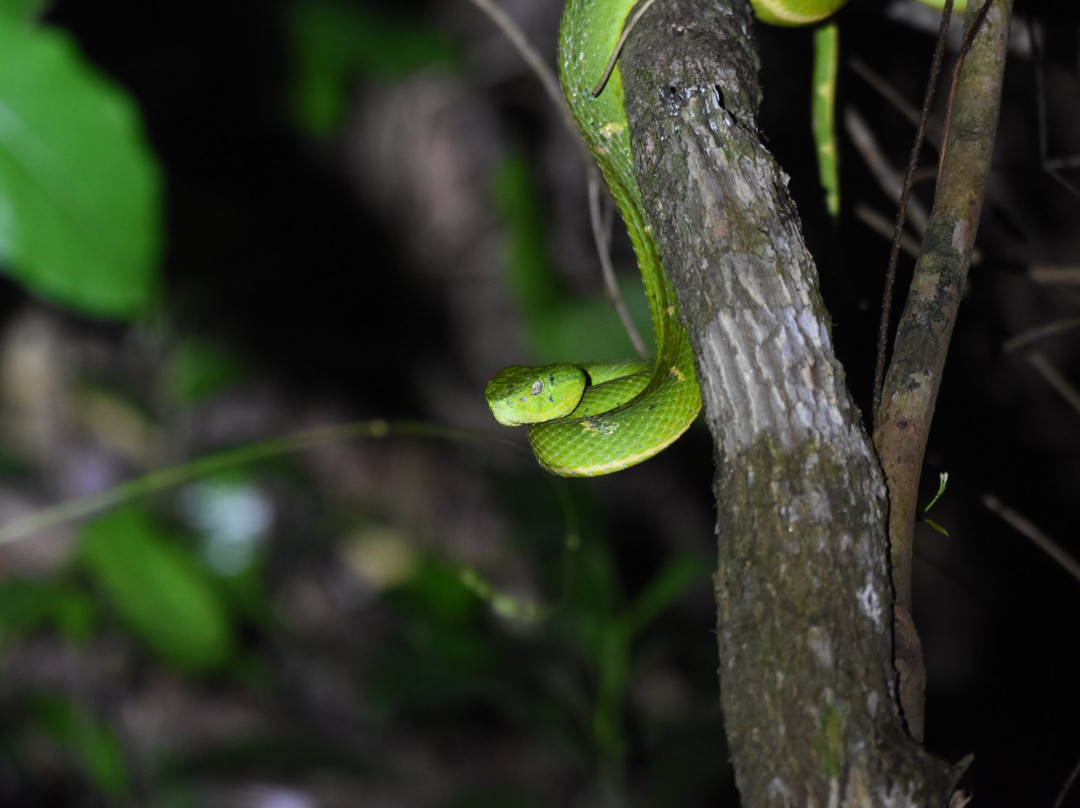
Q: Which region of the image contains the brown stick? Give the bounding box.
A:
[873,0,1012,737]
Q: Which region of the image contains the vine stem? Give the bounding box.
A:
[0,421,513,547]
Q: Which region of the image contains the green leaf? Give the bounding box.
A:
[0,13,162,317]
[1,0,47,21]
[28,693,129,798]
[922,518,950,537]
[76,506,234,672]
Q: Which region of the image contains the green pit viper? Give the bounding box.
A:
[485,0,962,477]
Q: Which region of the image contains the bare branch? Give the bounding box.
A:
[873,0,1012,734]
[874,0,1011,611]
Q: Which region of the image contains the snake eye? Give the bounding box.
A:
[530,379,544,396]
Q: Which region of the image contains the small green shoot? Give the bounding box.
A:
[921,471,950,536]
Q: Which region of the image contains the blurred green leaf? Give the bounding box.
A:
[492,154,650,364]
[166,336,248,404]
[922,518,950,536]
[492,153,560,317]
[76,506,234,672]
[0,577,97,643]
[28,693,129,798]
[0,11,162,317]
[287,0,460,135]
[1,0,47,21]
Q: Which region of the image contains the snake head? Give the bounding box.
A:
[485,363,587,426]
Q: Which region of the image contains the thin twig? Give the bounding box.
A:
[853,204,922,258]
[983,494,1080,585]
[592,0,660,97]
[872,0,955,417]
[465,0,577,142]
[589,174,649,356]
[845,106,931,236]
[1052,755,1080,808]
[1030,13,1080,198]
[1001,317,1080,352]
[1027,351,1080,417]
[1045,156,1080,171]
[467,0,647,355]
[849,57,926,134]
[1029,266,1080,285]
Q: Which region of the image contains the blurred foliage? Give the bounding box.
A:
[164,337,250,405]
[0,472,713,804]
[285,0,460,135]
[75,505,237,673]
[0,3,718,803]
[0,578,97,650]
[494,153,654,364]
[24,693,129,799]
[0,3,161,318]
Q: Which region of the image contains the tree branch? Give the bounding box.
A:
[872,0,1011,739]
[620,0,964,801]
[873,0,1011,612]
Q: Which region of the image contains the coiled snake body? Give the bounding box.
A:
[486,0,856,476]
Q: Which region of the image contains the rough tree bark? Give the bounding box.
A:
[619,0,972,803]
